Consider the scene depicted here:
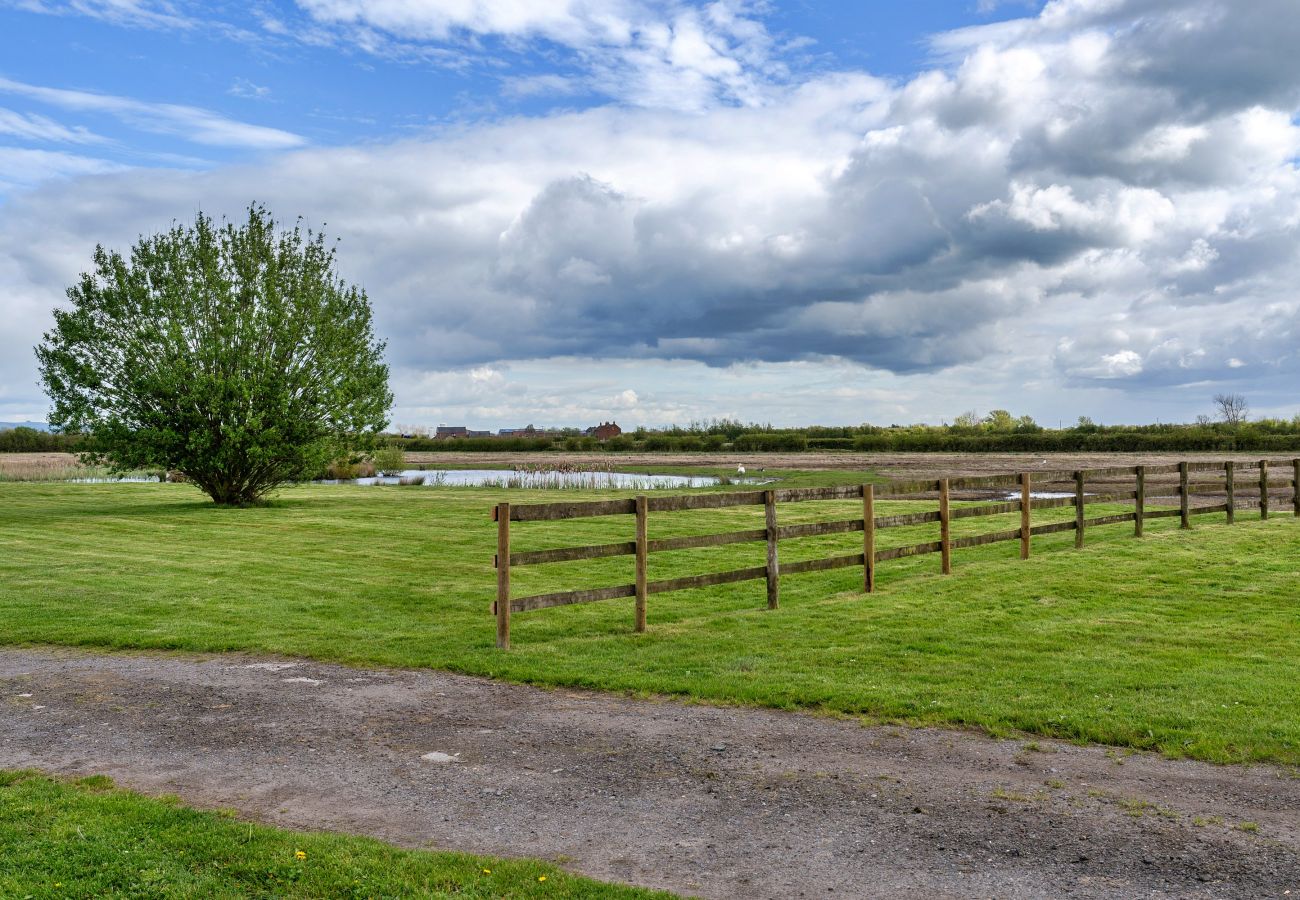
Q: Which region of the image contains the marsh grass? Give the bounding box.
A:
[0,453,155,483]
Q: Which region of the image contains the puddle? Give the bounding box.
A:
[319,469,767,489]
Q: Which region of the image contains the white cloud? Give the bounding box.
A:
[292,0,782,111]
[0,77,305,149]
[3,0,1300,425]
[0,146,126,192]
[0,107,102,143]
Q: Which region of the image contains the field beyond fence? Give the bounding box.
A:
[492,458,1300,648]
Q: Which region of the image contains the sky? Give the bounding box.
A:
[1,0,1297,431]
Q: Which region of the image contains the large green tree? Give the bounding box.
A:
[36,206,392,505]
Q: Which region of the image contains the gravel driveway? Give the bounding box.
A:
[2,647,1297,898]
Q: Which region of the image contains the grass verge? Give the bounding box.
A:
[2,481,1298,764]
[0,770,668,898]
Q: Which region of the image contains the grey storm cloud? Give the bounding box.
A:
[2,0,1300,414]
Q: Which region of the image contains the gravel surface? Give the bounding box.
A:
[3,648,1298,898]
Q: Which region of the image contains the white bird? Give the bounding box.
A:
[736,464,746,475]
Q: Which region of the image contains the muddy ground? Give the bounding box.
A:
[3,648,1297,898]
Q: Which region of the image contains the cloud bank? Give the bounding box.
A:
[2,0,1299,425]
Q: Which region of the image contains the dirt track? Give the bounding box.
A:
[4,648,1298,898]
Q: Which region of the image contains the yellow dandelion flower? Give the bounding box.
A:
[482,868,491,875]
[538,875,547,882]
[295,850,307,860]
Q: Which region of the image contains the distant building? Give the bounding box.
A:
[498,424,541,437]
[435,425,468,439]
[586,421,622,441]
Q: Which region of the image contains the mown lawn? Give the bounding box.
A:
[0,770,668,898]
[2,481,1298,764]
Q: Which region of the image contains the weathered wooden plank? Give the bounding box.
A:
[1083,465,1142,478]
[1186,461,1228,473]
[874,479,943,497]
[765,490,779,610]
[511,498,637,521]
[507,582,637,613]
[875,540,944,562]
[1143,463,1183,475]
[496,502,510,649]
[780,553,866,576]
[1135,465,1145,537]
[646,491,765,513]
[1294,459,1300,517]
[875,510,942,528]
[950,500,1022,520]
[863,485,876,593]
[952,528,1022,550]
[1179,462,1190,530]
[774,485,869,503]
[1082,513,1137,529]
[939,478,952,575]
[1260,460,1270,520]
[1020,472,1032,559]
[1189,503,1230,516]
[1225,460,1235,525]
[1184,483,1226,494]
[1075,471,1086,549]
[511,541,636,567]
[634,495,648,633]
[947,473,1024,490]
[1030,520,1078,536]
[646,529,767,554]
[1031,496,1078,511]
[1144,508,1183,519]
[1085,490,1139,503]
[1031,469,1081,484]
[776,519,864,540]
[646,565,768,595]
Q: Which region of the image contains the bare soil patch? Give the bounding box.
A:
[405,449,1285,478]
[3,648,1296,898]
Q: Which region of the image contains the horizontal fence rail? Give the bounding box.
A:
[490,458,1300,648]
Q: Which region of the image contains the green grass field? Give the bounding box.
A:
[0,770,667,898]
[3,481,1299,764]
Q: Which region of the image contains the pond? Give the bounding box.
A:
[317,469,759,490]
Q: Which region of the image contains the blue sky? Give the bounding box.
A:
[0,1,1031,178]
[1,1,1298,430]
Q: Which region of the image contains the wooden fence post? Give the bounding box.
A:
[1179,461,1190,529]
[1293,459,1300,517]
[863,484,876,593]
[1074,471,1085,548]
[1134,466,1145,537]
[1260,460,1269,520]
[1225,460,1235,525]
[634,495,648,633]
[765,490,779,609]
[1020,472,1031,559]
[495,502,511,650]
[939,478,952,575]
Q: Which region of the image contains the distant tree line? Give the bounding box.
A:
[0,427,82,453]
[14,406,1300,457]
[380,409,1300,454]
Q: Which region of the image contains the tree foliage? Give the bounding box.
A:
[36,206,392,505]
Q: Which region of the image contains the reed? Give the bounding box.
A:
[0,454,156,483]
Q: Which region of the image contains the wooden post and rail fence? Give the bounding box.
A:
[491,458,1300,648]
